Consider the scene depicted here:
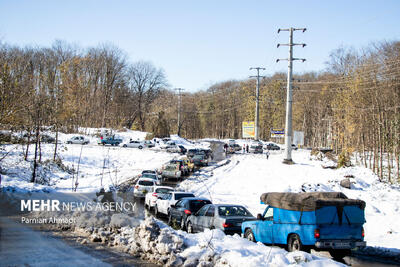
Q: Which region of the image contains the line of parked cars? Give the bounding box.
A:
[144,188,255,235]
[147,189,366,261]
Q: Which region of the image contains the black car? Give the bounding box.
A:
[178,145,187,154]
[168,197,212,230]
[266,143,280,150]
[192,154,208,167]
[187,149,198,158]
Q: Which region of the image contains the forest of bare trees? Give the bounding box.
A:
[1,40,399,182]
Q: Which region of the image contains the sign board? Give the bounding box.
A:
[271,128,284,138]
[293,131,304,146]
[242,121,255,138]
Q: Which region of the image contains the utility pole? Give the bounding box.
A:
[249,67,265,140]
[174,88,184,136]
[277,27,306,164]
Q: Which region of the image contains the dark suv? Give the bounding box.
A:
[168,197,212,230]
[266,143,280,150]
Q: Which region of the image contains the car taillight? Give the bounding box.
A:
[135,185,139,189]
[222,223,233,228]
[314,229,320,238]
[362,227,365,237]
[152,192,158,197]
[184,209,192,215]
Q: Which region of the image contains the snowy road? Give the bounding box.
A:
[0,215,110,267]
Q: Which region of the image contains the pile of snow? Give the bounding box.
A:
[41,211,345,267]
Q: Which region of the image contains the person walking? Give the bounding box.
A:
[246,144,249,153]
[242,144,246,153]
[265,150,270,159]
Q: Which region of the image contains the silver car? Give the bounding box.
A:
[186,204,255,235]
[133,178,156,198]
[67,136,89,145]
[123,140,145,149]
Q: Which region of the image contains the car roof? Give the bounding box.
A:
[172,191,194,195]
[153,186,174,190]
[179,197,211,202]
[212,204,247,208]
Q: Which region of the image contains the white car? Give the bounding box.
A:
[144,186,174,210]
[154,191,195,217]
[140,172,162,185]
[123,140,145,149]
[66,136,89,145]
[160,141,176,149]
[133,178,157,198]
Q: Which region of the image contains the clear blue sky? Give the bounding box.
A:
[1,0,399,91]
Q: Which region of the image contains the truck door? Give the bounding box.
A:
[257,206,274,244]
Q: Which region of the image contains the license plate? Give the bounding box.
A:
[334,242,349,248]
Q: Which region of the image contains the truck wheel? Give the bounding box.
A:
[138,146,143,149]
[288,234,307,252]
[245,229,256,242]
[329,249,350,260]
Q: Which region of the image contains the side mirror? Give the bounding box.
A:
[171,204,176,208]
[257,214,263,221]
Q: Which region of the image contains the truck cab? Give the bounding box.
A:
[241,192,366,260]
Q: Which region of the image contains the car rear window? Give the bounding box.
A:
[142,173,156,179]
[156,188,173,194]
[175,193,195,200]
[138,180,154,186]
[189,199,212,212]
[218,206,252,217]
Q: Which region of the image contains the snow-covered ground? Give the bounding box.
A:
[178,150,400,251]
[1,130,400,266]
[0,130,207,193]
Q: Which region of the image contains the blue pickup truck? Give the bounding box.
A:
[241,192,366,260]
[97,135,123,146]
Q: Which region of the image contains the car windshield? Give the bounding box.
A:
[138,180,154,186]
[218,206,253,217]
[165,165,177,171]
[189,199,212,212]
[175,193,195,200]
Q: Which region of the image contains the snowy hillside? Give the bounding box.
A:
[178,149,400,251]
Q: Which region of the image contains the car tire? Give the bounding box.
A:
[123,144,127,147]
[115,143,119,146]
[67,141,72,144]
[180,217,186,230]
[139,146,143,149]
[154,205,159,217]
[187,221,193,233]
[288,234,307,252]
[167,214,173,226]
[329,249,350,260]
[245,229,256,242]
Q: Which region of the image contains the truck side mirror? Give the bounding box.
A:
[257,213,263,221]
